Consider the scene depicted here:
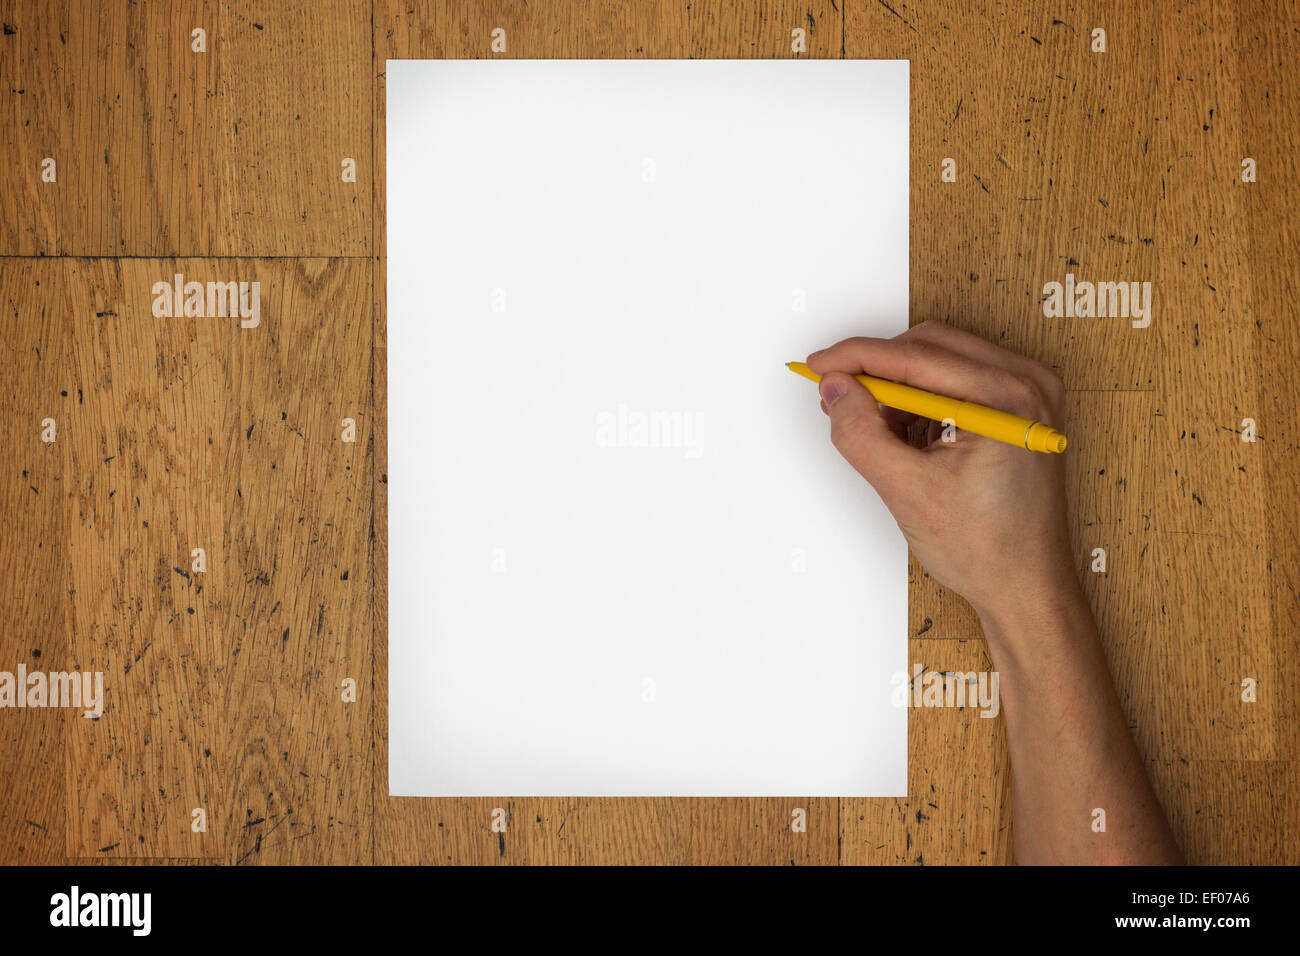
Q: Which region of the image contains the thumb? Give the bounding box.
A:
[818,372,921,495]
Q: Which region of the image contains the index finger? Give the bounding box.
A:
[805,335,1049,420]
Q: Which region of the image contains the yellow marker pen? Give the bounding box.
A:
[787,361,1068,454]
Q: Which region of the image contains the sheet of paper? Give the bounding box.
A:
[387,59,910,796]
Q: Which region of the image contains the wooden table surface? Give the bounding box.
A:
[1,0,1296,865]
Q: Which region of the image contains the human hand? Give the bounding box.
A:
[807,321,1079,633]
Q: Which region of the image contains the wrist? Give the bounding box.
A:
[974,575,1094,668]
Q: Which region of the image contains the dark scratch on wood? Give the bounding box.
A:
[235,809,294,865]
[876,0,917,33]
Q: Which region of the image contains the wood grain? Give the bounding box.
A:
[0,0,1295,864]
[24,258,372,860]
[0,0,371,256]
[0,260,70,862]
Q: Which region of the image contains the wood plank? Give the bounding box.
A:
[60,258,372,860]
[0,0,67,252]
[0,259,70,862]
[1150,0,1262,538]
[1138,1,1282,766]
[1234,2,1300,761]
[221,257,373,864]
[63,257,234,857]
[378,796,837,865]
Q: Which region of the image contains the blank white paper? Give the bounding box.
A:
[387,59,909,796]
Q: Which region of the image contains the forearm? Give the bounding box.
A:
[978,582,1182,865]
[806,325,1181,862]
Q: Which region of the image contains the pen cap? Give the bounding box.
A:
[1025,421,1068,454]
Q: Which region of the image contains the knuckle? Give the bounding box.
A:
[893,338,953,382]
[1040,365,1066,399]
[823,335,863,349]
[899,338,945,365]
[1004,372,1046,414]
[811,337,867,369]
[896,320,943,346]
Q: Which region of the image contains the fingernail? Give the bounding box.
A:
[819,377,847,408]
